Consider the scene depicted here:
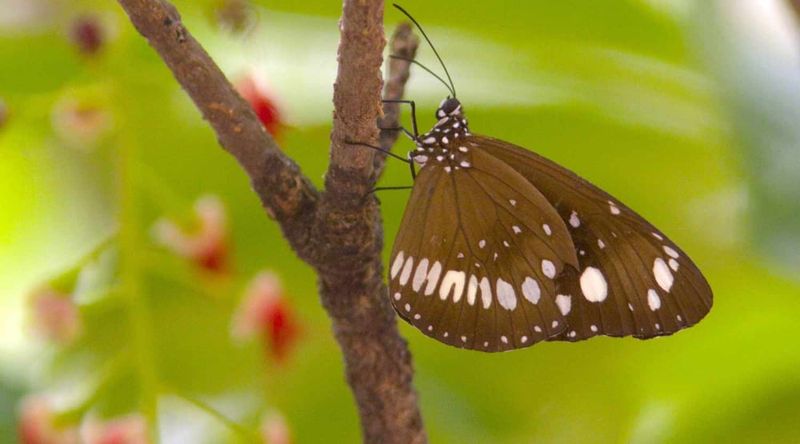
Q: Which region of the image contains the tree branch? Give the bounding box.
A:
[314,3,426,442]
[117,0,319,261]
[116,0,425,442]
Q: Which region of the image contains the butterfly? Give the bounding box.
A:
[382,5,712,352]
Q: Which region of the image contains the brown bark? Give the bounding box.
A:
[116,0,425,442]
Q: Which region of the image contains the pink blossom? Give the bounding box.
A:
[233,272,300,362]
[18,396,79,444]
[153,195,230,273]
[28,287,81,344]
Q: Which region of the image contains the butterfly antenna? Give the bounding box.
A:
[389,55,453,96]
[393,3,457,98]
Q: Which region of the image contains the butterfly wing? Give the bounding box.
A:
[471,135,713,341]
[389,148,580,351]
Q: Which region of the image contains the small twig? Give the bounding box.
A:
[376,24,419,176]
[117,0,319,263]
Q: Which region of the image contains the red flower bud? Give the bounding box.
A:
[236,76,283,139]
[232,272,300,363]
[18,396,80,444]
[153,195,230,274]
[70,15,105,56]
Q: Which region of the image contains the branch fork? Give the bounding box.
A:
[116,0,425,442]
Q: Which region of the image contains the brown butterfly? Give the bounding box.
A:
[383,4,712,352]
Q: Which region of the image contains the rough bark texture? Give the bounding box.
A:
[116,0,426,442]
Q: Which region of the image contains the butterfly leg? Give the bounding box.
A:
[370,185,414,193]
[379,125,416,141]
[382,99,419,138]
[344,139,411,164]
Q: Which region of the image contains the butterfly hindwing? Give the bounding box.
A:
[471,135,713,341]
[389,147,579,351]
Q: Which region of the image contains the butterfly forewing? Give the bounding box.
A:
[472,135,713,341]
[389,147,579,351]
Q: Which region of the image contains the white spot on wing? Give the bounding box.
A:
[399,256,414,286]
[466,275,478,306]
[496,278,517,310]
[509,199,517,206]
[590,324,598,332]
[555,294,571,315]
[580,267,608,302]
[424,261,442,296]
[412,258,429,291]
[669,258,679,271]
[652,232,664,241]
[390,251,404,279]
[609,201,620,215]
[521,277,540,304]
[597,239,605,249]
[404,303,411,312]
[512,225,522,234]
[439,270,466,302]
[647,289,661,311]
[663,246,679,259]
[501,335,508,344]
[543,224,552,236]
[569,211,581,228]
[653,258,674,292]
[393,292,401,301]
[541,260,556,279]
[478,239,486,249]
[479,277,492,309]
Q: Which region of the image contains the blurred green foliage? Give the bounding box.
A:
[1,0,799,442]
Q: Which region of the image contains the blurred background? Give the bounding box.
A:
[2,0,800,442]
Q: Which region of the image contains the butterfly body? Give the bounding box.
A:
[389,98,712,352]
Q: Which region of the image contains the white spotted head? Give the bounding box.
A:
[436,97,464,120]
[412,97,472,168]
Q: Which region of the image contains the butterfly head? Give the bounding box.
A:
[410,97,472,168]
[436,97,463,119]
